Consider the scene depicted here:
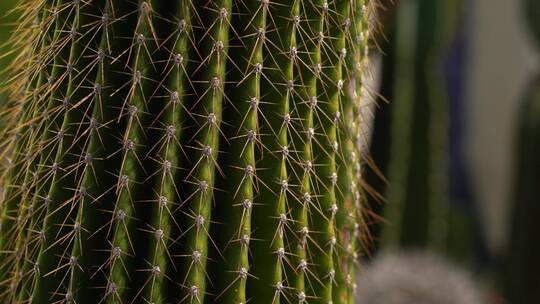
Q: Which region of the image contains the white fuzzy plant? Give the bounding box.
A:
[357,251,485,304]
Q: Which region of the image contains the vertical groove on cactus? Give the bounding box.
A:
[0,0,374,303]
[177,1,232,303]
[246,0,298,302]
[209,0,263,302]
[291,1,322,301]
[78,1,137,302]
[310,0,345,302]
[109,1,164,302]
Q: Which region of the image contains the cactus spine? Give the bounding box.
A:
[0,0,374,303]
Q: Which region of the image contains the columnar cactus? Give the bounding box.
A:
[378,0,449,249]
[504,76,540,304]
[375,0,474,258]
[503,1,540,302]
[526,0,540,45]
[0,0,373,303]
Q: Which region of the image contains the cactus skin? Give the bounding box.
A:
[0,0,373,303]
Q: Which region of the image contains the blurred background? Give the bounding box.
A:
[361,0,539,303]
[0,0,538,303]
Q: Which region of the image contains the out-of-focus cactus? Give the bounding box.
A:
[368,0,473,260]
[504,77,540,304]
[0,0,375,303]
[526,0,540,46]
[503,1,540,301]
[379,0,450,248]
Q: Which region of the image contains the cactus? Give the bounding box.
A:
[367,0,476,261]
[503,1,540,302]
[504,76,540,304]
[526,0,540,46]
[374,0,449,250]
[0,0,374,303]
